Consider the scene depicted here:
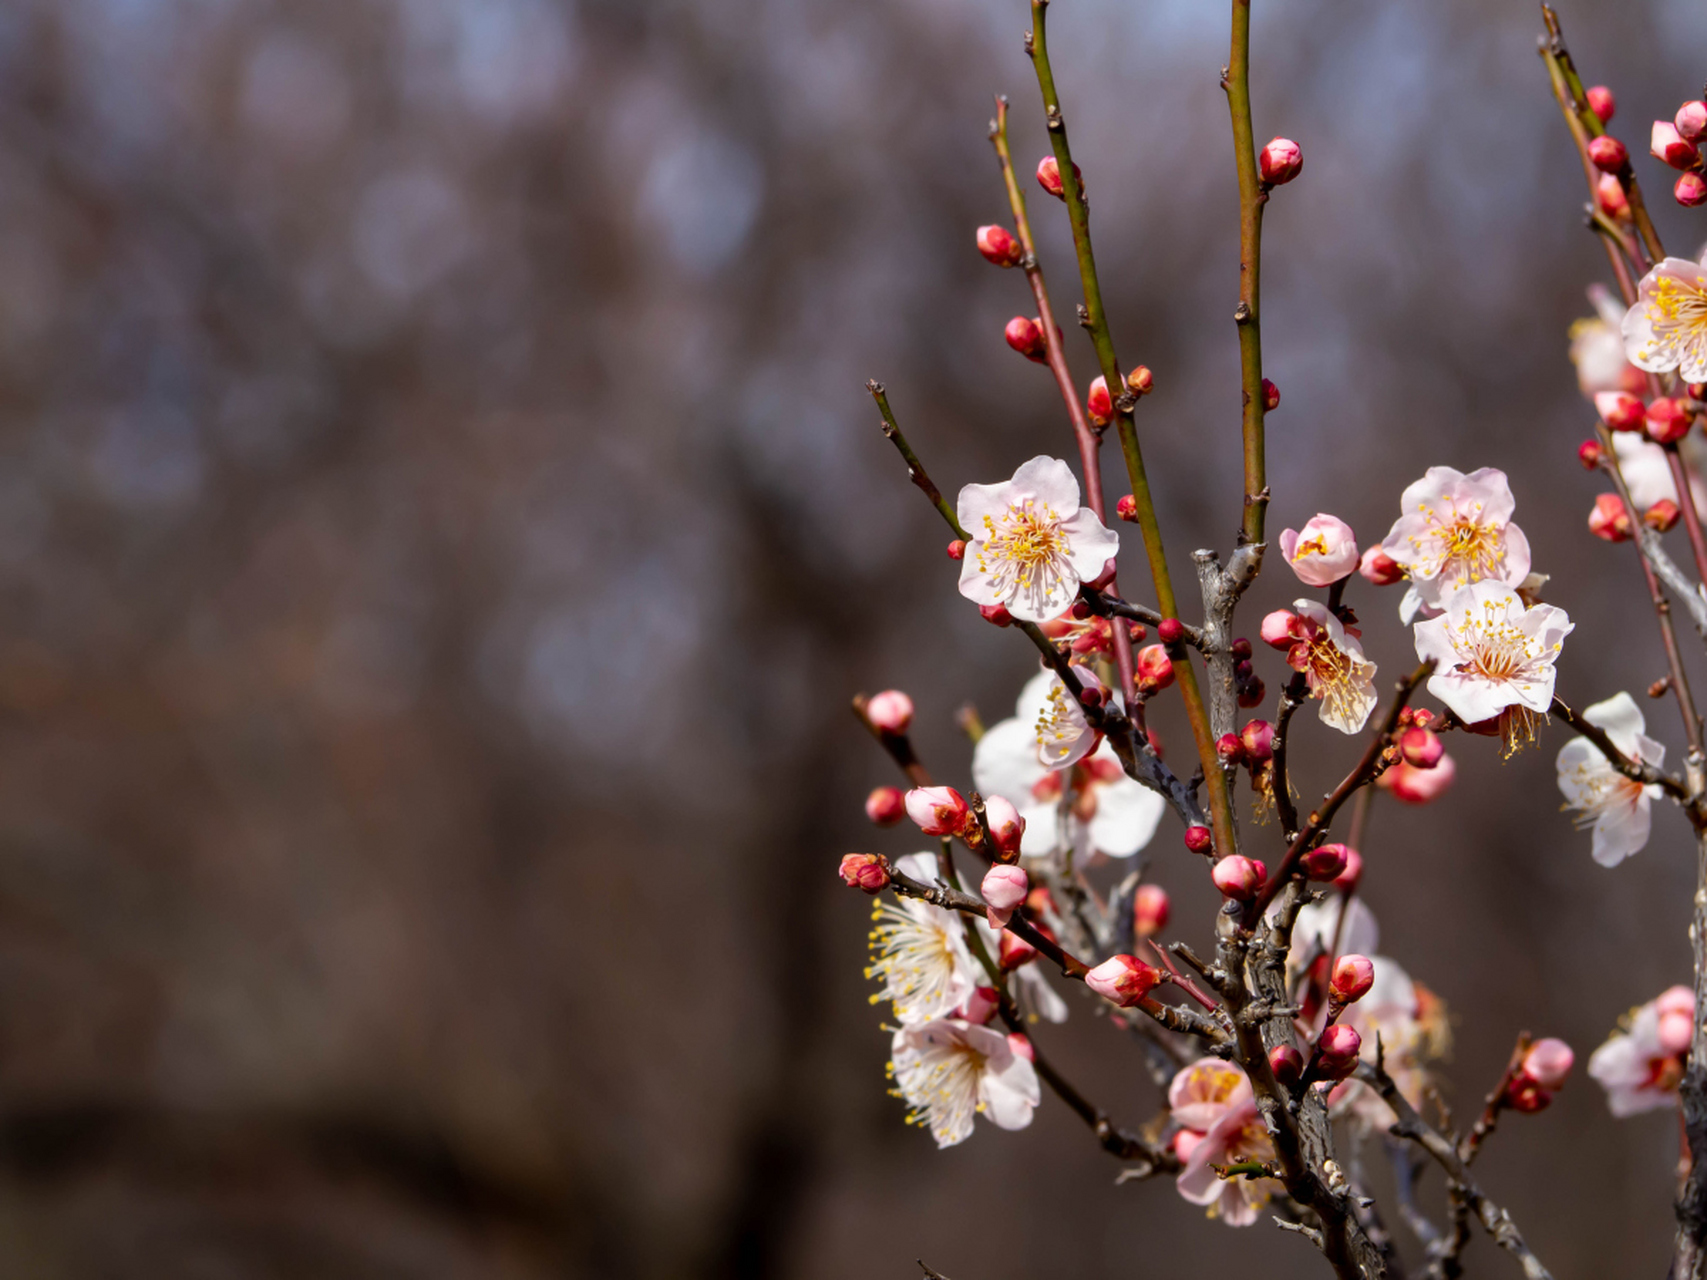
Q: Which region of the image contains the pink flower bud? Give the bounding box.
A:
[1587,134,1628,172]
[1216,732,1246,765]
[1301,842,1349,882]
[1381,753,1456,803]
[983,794,1026,859]
[1589,492,1633,543]
[1587,85,1616,124]
[1330,954,1375,1005]
[1280,513,1359,586]
[1648,499,1682,532]
[1596,390,1646,431]
[905,785,969,836]
[1521,1038,1574,1091]
[981,864,1029,926]
[1398,725,1444,769]
[1333,846,1363,890]
[1211,855,1266,900]
[1034,155,1080,198]
[1137,643,1174,692]
[865,786,906,826]
[1678,100,1707,142]
[1126,365,1154,395]
[1597,173,1630,218]
[1358,546,1404,586]
[1241,719,1274,762]
[1269,1043,1304,1085]
[1183,825,1213,854]
[1315,1023,1362,1079]
[1261,609,1299,649]
[1647,397,1692,444]
[866,689,914,734]
[1133,883,1170,937]
[1659,986,1695,1055]
[1006,1031,1036,1062]
[1578,439,1606,470]
[980,603,1014,627]
[976,224,1023,267]
[1259,137,1303,185]
[838,853,891,893]
[1116,494,1139,522]
[960,985,1000,1024]
[1653,120,1701,170]
[1084,954,1162,1007]
[1086,375,1113,425]
[1679,172,1707,208]
[998,929,1038,970]
[1261,378,1280,411]
[947,538,966,560]
[1004,315,1048,362]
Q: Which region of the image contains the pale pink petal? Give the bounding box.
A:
[1009,455,1082,513]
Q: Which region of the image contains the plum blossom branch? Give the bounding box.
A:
[851,694,934,789]
[1269,672,1311,839]
[1357,1053,1555,1280]
[867,382,969,541]
[1221,0,1270,548]
[1550,695,1691,804]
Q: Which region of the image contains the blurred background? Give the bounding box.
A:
[0,0,1700,1275]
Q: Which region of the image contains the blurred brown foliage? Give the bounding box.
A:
[0,0,1701,1275]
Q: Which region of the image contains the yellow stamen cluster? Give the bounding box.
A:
[976,500,1071,615]
[1306,632,1374,727]
[1638,271,1707,371]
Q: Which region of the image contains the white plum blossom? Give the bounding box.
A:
[1274,600,1378,734]
[1279,514,1359,587]
[1589,986,1695,1117]
[1570,283,1643,396]
[1378,467,1532,622]
[1623,254,1707,383]
[891,1017,1041,1147]
[957,456,1120,623]
[867,853,977,1025]
[972,671,1164,859]
[1556,692,1666,867]
[1168,1059,1281,1226]
[1414,582,1572,735]
[1329,955,1450,1130]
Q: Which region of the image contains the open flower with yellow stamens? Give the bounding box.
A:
[957,456,1119,623]
[1377,466,1531,622]
[1168,1059,1281,1227]
[890,1017,1040,1147]
[1623,254,1707,383]
[1556,691,1665,868]
[867,853,977,1025]
[1414,581,1572,739]
[1266,600,1378,734]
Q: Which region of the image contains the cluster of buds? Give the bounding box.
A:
[838,853,892,894]
[1220,714,1277,804]
[1503,1037,1576,1113]
[1229,636,1265,709]
[1653,99,1707,206]
[1378,707,1454,805]
[1595,391,1698,445]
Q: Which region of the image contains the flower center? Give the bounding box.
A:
[1640,273,1707,371]
[1305,634,1372,724]
[1441,515,1503,582]
[978,501,1071,612]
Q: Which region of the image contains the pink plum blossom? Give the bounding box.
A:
[890,1017,1041,1147]
[1084,954,1161,1007]
[1413,581,1572,731]
[1378,466,1532,621]
[865,689,914,734]
[905,786,970,837]
[957,457,1120,623]
[1168,1060,1282,1226]
[1623,254,1707,383]
[1274,600,1378,734]
[1279,514,1359,587]
[1522,1038,1575,1091]
[1589,986,1695,1117]
[1556,691,1665,867]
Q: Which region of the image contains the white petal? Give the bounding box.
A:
[1009,455,1082,512]
[1592,792,1652,867]
[972,718,1046,808]
[1086,775,1165,856]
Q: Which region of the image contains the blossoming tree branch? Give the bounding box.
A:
[838,4,1707,1277]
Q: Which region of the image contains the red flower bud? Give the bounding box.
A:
[1653,120,1701,171]
[1216,732,1246,765]
[1132,883,1170,937]
[1315,1024,1362,1079]
[1587,134,1628,172]
[1506,1078,1551,1113]
[1398,724,1444,768]
[1597,173,1630,218]
[1035,155,1081,199]
[1259,137,1303,185]
[1126,365,1154,395]
[1648,499,1682,532]
[1301,842,1349,882]
[865,786,906,826]
[905,785,969,836]
[1589,492,1633,543]
[1086,376,1113,425]
[1647,397,1691,444]
[1137,643,1174,692]
[1240,719,1274,762]
[1004,315,1047,362]
[1211,855,1266,900]
[866,689,914,734]
[1595,390,1646,431]
[980,603,1014,626]
[1678,172,1707,209]
[1084,954,1162,1007]
[998,928,1038,970]
[1116,494,1139,522]
[1261,378,1280,411]
[1183,825,1213,854]
[1678,101,1707,143]
[1330,954,1375,1005]
[1577,439,1605,470]
[947,538,967,560]
[1269,1043,1304,1085]
[1237,677,1266,708]
[1158,617,1185,644]
[1587,85,1616,124]
[976,224,1023,267]
[838,853,891,893]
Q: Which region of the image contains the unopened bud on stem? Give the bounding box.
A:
[976,224,1023,267]
[866,689,914,735]
[1330,954,1375,1006]
[838,853,891,893]
[1084,954,1162,1007]
[1211,855,1266,900]
[865,786,905,826]
[1259,137,1303,185]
